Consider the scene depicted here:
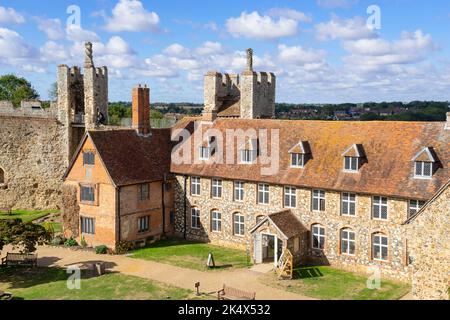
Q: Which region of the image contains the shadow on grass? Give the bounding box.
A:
[139,238,204,249]
[293,267,324,279]
[208,264,233,270]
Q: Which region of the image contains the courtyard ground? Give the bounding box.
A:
[0,210,59,223]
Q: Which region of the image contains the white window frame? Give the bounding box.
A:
[233,213,245,236]
[211,179,222,199]
[240,149,256,164]
[291,153,305,168]
[344,156,359,172]
[341,193,356,216]
[234,181,244,202]
[312,189,326,212]
[372,234,388,261]
[372,196,388,220]
[258,183,270,205]
[191,208,201,229]
[138,216,150,233]
[414,161,433,179]
[199,146,211,160]
[211,211,222,232]
[80,216,95,235]
[408,199,425,218]
[340,229,356,256]
[312,224,325,250]
[284,186,297,208]
[191,177,201,196]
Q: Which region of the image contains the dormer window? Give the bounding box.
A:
[199,146,211,160]
[239,138,257,164]
[342,144,365,173]
[289,141,311,168]
[412,147,438,179]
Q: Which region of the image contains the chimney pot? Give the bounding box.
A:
[132,85,151,135]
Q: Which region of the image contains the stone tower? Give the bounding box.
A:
[202,48,276,121]
[57,42,109,164]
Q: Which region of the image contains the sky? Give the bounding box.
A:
[0,0,449,103]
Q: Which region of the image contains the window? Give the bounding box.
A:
[191,177,201,196]
[80,186,95,203]
[233,213,245,236]
[240,149,256,164]
[341,229,356,255]
[414,161,433,178]
[234,181,244,202]
[373,196,388,220]
[341,193,356,216]
[138,184,149,201]
[344,156,359,172]
[211,211,222,232]
[0,168,4,184]
[284,186,297,208]
[312,190,326,212]
[170,210,175,224]
[83,152,95,166]
[312,224,325,250]
[138,216,150,233]
[409,200,425,218]
[191,208,200,229]
[291,153,304,168]
[258,183,270,205]
[372,234,388,261]
[80,217,95,235]
[199,146,211,160]
[211,179,222,198]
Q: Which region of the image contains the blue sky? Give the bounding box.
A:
[0,0,449,103]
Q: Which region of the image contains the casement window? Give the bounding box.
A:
[341,229,356,255]
[170,210,175,224]
[409,200,425,218]
[341,193,356,216]
[372,234,388,261]
[80,186,95,203]
[199,146,211,160]
[311,224,325,250]
[291,153,305,168]
[80,216,95,235]
[211,179,222,199]
[138,216,150,233]
[211,211,222,232]
[284,186,297,208]
[233,213,245,236]
[414,161,433,178]
[240,149,256,164]
[257,183,270,205]
[312,189,326,212]
[83,152,95,166]
[191,177,201,196]
[191,208,201,229]
[344,156,359,172]
[138,184,150,201]
[372,196,388,220]
[234,181,244,202]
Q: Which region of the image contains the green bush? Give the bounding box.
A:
[80,236,87,248]
[95,245,108,255]
[116,241,134,255]
[64,238,78,247]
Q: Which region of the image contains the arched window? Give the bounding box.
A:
[0,167,5,184]
[311,224,325,250]
[233,213,245,236]
[340,228,356,255]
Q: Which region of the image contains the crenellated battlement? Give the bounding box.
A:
[0,100,57,119]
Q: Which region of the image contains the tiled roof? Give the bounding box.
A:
[88,129,173,186]
[218,100,240,117]
[268,210,308,238]
[171,118,450,200]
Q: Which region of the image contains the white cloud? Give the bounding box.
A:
[0,28,34,59]
[36,18,64,40]
[40,41,69,62]
[267,8,312,23]
[104,0,160,32]
[163,43,191,58]
[226,11,298,40]
[0,6,25,24]
[66,24,100,42]
[196,42,222,56]
[315,15,376,41]
[317,0,359,9]
[278,44,327,66]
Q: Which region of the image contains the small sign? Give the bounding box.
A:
[207,252,215,268]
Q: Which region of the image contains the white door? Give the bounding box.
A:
[254,233,262,264]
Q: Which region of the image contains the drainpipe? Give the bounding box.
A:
[162,174,166,236]
[183,175,187,240]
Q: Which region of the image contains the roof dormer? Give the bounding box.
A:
[412,147,438,179]
[289,141,311,168]
[239,137,258,164]
[342,144,366,172]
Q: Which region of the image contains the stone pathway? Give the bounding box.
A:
[1,245,314,300]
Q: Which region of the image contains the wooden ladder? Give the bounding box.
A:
[276,248,293,280]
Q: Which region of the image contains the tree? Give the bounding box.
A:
[48,82,58,101]
[0,219,52,253]
[0,74,39,107]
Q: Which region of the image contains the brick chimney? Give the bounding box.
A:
[132,84,151,135]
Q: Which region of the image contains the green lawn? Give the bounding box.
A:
[260,266,410,300]
[131,238,251,271]
[0,267,192,300]
[0,210,59,223]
